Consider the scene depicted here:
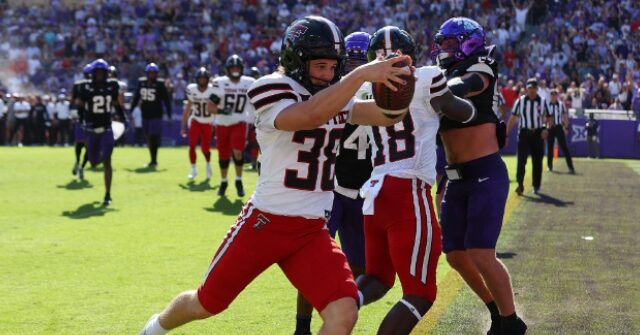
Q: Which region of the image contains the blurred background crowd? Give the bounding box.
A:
[1,0,640,146]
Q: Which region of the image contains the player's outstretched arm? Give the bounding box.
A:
[181,101,192,137]
[274,56,411,131]
[431,90,476,123]
[350,100,407,126]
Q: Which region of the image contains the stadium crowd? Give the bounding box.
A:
[1,0,640,146]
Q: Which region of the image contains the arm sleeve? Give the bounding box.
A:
[248,79,298,132]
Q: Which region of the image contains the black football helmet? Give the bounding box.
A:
[225,55,244,79]
[279,15,345,94]
[108,65,118,78]
[250,66,262,79]
[195,66,210,84]
[367,26,417,64]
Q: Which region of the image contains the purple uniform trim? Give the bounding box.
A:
[85,129,115,165]
[440,152,508,252]
[142,118,163,136]
[327,192,366,268]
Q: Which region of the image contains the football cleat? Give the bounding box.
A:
[78,168,84,180]
[236,180,245,197]
[218,181,228,196]
[146,162,158,168]
[72,164,79,175]
[102,194,112,207]
[515,185,524,196]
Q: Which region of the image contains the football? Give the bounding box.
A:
[372,53,415,118]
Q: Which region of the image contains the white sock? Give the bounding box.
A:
[191,164,196,169]
[235,176,242,181]
[142,314,168,335]
[206,162,211,167]
[221,178,228,183]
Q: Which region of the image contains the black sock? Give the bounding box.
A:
[75,143,83,163]
[486,301,499,318]
[295,315,312,334]
[81,152,89,168]
[105,192,110,199]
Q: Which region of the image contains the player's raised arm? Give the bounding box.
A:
[430,90,476,123]
[273,55,410,131]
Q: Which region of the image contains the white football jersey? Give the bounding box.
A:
[211,76,256,126]
[186,83,216,124]
[367,66,448,187]
[247,72,354,219]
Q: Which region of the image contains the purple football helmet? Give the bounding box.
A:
[91,58,109,71]
[343,32,371,74]
[433,17,486,68]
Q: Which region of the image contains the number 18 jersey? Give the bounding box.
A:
[186,83,216,124]
[247,73,353,219]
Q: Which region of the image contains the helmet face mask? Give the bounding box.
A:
[225,55,244,80]
[433,17,486,68]
[279,16,346,94]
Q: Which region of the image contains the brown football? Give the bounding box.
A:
[372,54,415,118]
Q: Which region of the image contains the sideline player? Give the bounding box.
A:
[75,59,126,206]
[131,63,172,167]
[434,17,527,334]
[356,26,476,335]
[293,31,372,335]
[181,67,216,180]
[210,55,255,196]
[139,15,414,335]
[71,64,92,179]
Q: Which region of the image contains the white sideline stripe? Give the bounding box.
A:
[203,204,255,281]
[410,178,421,277]
[420,182,433,284]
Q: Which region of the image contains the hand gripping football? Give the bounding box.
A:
[372,54,415,118]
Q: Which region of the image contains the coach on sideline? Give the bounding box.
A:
[507,78,551,195]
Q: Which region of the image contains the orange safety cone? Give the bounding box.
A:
[554,144,559,159]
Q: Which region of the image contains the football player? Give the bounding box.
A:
[181,67,216,180]
[139,15,414,335]
[209,55,255,197]
[130,63,172,167]
[293,31,373,335]
[245,66,263,170]
[434,17,527,334]
[75,59,126,206]
[356,26,475,335]
[70,64,92,179]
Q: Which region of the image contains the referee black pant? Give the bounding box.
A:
[547,125,574,171]
[516,128,544,189]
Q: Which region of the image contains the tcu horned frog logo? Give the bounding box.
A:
[289,24,308,38]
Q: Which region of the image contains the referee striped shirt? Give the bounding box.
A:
[547,101,566,126]
[512,95,550,129]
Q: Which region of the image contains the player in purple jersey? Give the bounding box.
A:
[293,31,372,335]
[434,17,527,334]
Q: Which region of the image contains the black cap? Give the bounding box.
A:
[526,78,538,88]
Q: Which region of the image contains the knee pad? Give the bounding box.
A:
[399,298,424,321]
[219,159,230,169]
[232,156,244,166]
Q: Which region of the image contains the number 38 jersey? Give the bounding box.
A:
[369,66,448,187]
[247,73,353,219]
[77,78,120,128]
[186,83,217,124]
[211,76,256,126]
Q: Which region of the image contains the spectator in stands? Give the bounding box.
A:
[593,78,612,109]
[618,82,634,110]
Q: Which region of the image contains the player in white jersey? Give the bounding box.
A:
[209,55,256,196]
[139,16,415,335]
[181,67,217,180]
[355,26,476,335]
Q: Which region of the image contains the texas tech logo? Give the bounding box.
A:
[289,24,308,38]
[253,213,271,230]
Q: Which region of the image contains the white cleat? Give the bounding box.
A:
[206,165,212,180]
[188,168,197,180]
[139,314,159,335]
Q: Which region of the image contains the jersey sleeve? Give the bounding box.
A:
[185,84,196,102]
[247,76,299,131]
[425,67,448,98]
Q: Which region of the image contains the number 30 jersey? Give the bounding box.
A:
[247,73,353,219]
[186,83,217,124]
[210,76,256,126]
[368,66,448,187]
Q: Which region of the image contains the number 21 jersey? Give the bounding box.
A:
[247,73,353,219]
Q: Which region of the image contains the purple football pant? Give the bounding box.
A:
[85,129,115,165]
[142,118,162,136]
[327,191,366,268]
[440,152,509,252]
[74,123,86,143]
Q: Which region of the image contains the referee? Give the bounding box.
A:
[546,89,575,174]
[507,78,551,195]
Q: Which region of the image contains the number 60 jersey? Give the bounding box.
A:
[247,73,353,219]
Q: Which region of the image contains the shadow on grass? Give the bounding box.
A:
[179,180,215,192]
[62,202,116,219]
[523,192,575,207]
[57,179,93,190]
[124,166,167,174]
[497,252,517,259]
[204,197,244,216]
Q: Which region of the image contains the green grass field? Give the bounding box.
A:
[1,147,638,334]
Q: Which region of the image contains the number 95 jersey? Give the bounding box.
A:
[186,83,217,124]
[210,76,256,126]
[247,73,353,219]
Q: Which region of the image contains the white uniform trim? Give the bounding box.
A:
[467,63,495,77]
[384,27,392,54]
[410,178,422,278]
[400,298,423,320]
[420,184,433,284]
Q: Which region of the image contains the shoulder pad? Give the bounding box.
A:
[138,77,147,82]
[156,78,165,83]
